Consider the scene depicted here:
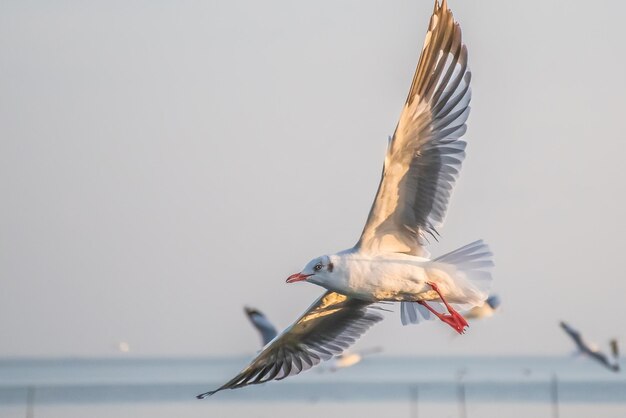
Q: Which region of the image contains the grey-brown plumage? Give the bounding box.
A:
[357,0,470,257]
[197,292,384,398]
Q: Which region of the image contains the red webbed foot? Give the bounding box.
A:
[417,282,468,334]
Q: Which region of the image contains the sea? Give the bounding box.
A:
[1,356,625,418]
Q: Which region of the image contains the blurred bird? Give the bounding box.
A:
[325,347,383,372]
[244,307,278,346]
[243,306,382,371]
[559,321,620,372]
[464,295,501,321]
[198,0,494,398]
[117,341,130,353]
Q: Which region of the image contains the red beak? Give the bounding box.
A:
[286,273,312,283]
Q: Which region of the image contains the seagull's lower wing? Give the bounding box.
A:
[588,350,612,370]
[197,291,384,398]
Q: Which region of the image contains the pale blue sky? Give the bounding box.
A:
[2,0,625,357]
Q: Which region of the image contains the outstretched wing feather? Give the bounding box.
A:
[197,291,384,398]
[357,1,471,256]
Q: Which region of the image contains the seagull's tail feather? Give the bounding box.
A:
[432,240,494,310]
[401,300,441,325]
[400,240,493,326]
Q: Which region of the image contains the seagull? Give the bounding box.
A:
[324,346,383,373]
[464,295,501,321]
[197,0,493,398]
[244,305,382,371]
[560,321,620,372]
[244,306,278,346]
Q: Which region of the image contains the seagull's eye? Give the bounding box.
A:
[313,263,323,272]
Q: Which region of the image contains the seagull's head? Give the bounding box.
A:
[286,255,335,285]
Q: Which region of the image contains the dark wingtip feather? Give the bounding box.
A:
[196,391,216,399]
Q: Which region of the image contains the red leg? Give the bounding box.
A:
[418,282,468,334]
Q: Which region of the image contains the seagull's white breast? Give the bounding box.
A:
[328,252,432,302]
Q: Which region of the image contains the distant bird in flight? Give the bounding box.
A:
[464,295,501,321]
[244,307,278,346]
[198,0,494,398]
[559,321,620,372]
[324,347,383,373]
[244,306,382,371]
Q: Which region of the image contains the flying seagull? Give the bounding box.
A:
[560,321,620,372]
[244,306,382,371]
[198,0,493,398]
[244,307,278,346]
[464,295,501,321]
[324,346,383,373]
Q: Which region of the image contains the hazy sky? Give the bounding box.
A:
[2,0,626,358]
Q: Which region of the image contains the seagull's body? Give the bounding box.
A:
[197,0,494,398]
[304,246,490,307]
[320,251,434,302]
[331,353,363,370]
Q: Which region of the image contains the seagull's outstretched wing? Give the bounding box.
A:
[198,292,384,398]
[560,321,587,352]
[587,349,614,370]
[356,0,470,256]
[244,307,278,346]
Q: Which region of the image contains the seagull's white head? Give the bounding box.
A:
[286,255,335,286]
